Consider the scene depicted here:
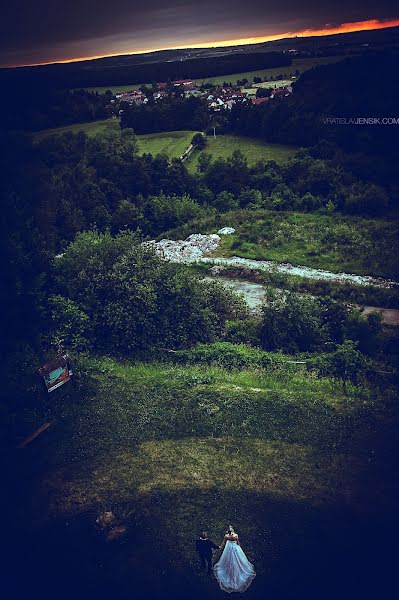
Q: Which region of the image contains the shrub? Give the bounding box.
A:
[225,318,260,345]
[174,342,285,368]
[314,340,368,389]
[259,288,327,353]
[47,295,92,352]
[54,231,247,355]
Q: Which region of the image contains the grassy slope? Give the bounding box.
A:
[15,351,395,593]
[34,123,196,158]
[137,130,198,157]
[163,210,399,279]
[186,136,296,172]
[33,118,120,139]
[82,56,344,93]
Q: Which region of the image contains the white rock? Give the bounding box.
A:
[143,234,221,263]
[217,227,236,235]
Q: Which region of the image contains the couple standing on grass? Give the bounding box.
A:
[196,526,256,593]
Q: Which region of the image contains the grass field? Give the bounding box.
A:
[136,130,198,157]
[186,135,296,171]
[196,56,345,86]
[33,118,120,139]
[11,351,396,597]
[163,210,399,280]
[81,56,345,94]
[34,122,196,158]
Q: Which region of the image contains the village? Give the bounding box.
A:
[113,75,294,115]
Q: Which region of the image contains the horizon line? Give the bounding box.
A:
[7,18,399,69]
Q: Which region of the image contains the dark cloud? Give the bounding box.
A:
[1,0,398,66]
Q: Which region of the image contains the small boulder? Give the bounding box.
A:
[209,265,225,276]
[217,227,235,235]
[96,511,116,528]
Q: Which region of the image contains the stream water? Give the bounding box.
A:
[201,256,398,289]
[205,276,399,326]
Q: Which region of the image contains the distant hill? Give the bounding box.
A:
[1,26,399,91]
[0,51,291,90]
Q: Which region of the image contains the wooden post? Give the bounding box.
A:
[17,422,52,449]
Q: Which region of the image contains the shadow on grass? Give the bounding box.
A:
[4,487,397,600]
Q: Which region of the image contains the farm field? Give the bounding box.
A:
[10,353,396,598]
[195,56,345,86]
[186,135,296,171]
[164,210,399,280]
[82,56,345,94]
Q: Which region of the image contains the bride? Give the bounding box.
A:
[213,525,256,593]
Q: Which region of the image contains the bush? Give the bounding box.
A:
[225,318,260,345]
[314,340,368,388]
[53,231,247,355]
[47,295,92,352]
[191,132,207,149]
[143,193,209,236]
[174,342,285,368]
[259,288,327,353]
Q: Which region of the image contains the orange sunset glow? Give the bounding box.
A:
[23,18,399,68]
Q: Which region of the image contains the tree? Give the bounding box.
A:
[54,231,246,355]
[111,200,143,232]
[197,152,212,174]
[213,191,239,212]
[256,88,272,98]
[191,132,207,150]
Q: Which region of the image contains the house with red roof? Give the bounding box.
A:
[251,97,270,106]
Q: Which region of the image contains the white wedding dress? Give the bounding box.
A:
[213,537,256,593]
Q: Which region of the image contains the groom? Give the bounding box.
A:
[196,531,220,575]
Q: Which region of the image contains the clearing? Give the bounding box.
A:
[186,135,296,171]
[9,354,397,598]
[164,210,399,280]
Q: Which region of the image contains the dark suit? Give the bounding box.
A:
[196,537,219,574]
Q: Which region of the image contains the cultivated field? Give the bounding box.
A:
[82,56,345,94]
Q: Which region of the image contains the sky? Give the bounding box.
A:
[1,0,398,67]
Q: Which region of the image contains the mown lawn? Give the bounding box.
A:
[163,210,399,279]
[186,136,296,172]
[20,354,389,520]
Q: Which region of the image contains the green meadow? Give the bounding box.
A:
[186,136,296,171]
[33,118,120,139]
[17,351,395,580]
[136,130,198,157]
[163,210,399,279]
